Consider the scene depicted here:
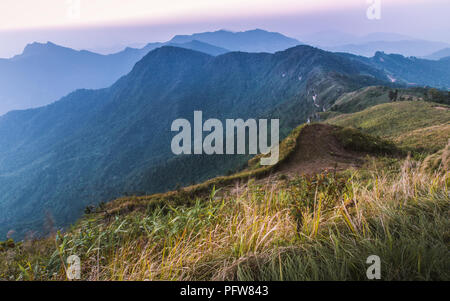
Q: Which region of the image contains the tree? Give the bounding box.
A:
[388,90,398,102]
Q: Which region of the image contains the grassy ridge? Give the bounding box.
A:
[330,86,425,113]
[329,86,449,114]
[103,123,398,217]
[327,101,450,153]
[103,124,308,217]
[1,155,448,280]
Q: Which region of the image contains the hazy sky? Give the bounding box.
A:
[0,0,449,57]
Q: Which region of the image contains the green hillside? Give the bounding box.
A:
[338,51,450,89]
[331,86,396,113]
[326,101,450,153]
[1,122,448,281]
[329,86,449,113]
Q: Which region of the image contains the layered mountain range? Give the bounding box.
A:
[0,29,300,115]
[0,30,449,240]
[2,29,449,116]
[300,31,450,58]
[0,44,392,239]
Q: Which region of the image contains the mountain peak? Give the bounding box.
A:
[24,41,57,50]
[169,29,300,53]
[216,29,233,33]
[128,45,213,76]
[20,41,70,57]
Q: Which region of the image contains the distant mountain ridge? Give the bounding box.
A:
[327,40,449,58]
[0,41,144,115]
[0,39,230,115]
[300,31,413,47]
[2,29,448,116]
[337,51,450,89]
[300,31,449,58]
[424,47,450,60]
[0,29,301,115]
[169,29,302,53]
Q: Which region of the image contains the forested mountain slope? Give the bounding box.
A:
[0,45,391,239]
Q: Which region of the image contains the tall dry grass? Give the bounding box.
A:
[1,156,448,280]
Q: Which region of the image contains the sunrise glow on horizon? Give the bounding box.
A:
[0,0,449,58]
[0,0,434,31]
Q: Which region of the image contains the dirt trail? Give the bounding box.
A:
[273,124,364,178]
[228,123,366,193]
